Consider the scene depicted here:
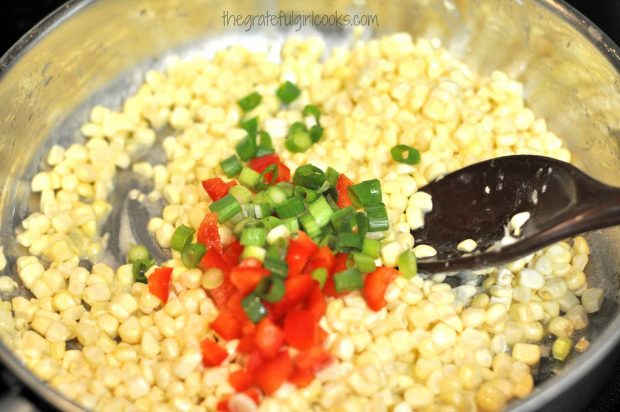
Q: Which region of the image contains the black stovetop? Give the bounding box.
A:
[1,1,620,411]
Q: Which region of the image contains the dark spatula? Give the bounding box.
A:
[411,155,620,273]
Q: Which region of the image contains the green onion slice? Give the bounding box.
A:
[309,125,324,143]
[240,227,267,247]
[181,243,207,268]
[276,81,301,104]
[299,213,322,238]
[170,225,195,252]
[240,116,259,136]
[351,252,376,273]
[333,268,364,293]
[293,165,326,190]
[336,231,364,252]
[238,92,262,112]
[331,206,356,232]
[265,186,288,208]
[242,293,268,323]
[303,104,321,121]
[255,275,286,303]
[229,185,253,204]
[132,259,155,284]
[364,203,389,232]
[128,245,150,264]
[294,186,318,203]
[348,179,382,207]
[220,155,243,177]
[308,196,333,228]
[326,167,340,187]
[275,197,306,219]
[311,267,328,289]
[257,164,279,190]
[391,144,421,165]
[236,134,257,161]
[285,131,312,153]
[239,167,261,189]
[362,238,381,259]
[398,250,418,279]
[209,194,242,223]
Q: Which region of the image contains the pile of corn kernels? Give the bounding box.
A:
[0,34,605,412]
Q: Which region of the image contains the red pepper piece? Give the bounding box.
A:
[305,282,326,322]
[197,212,222,254]
[286,232,318,277]
[201,338,228,367]
[237,332,256,354]
[202,177,237,201]
[255,318,284,359]
[303,246,335,275]
[336,173,354,208]
[148,267,173,304]
[228,370,255,392]
[323,253,350,297]
[210,309,243,340]
[246,350,264,374]
[206,276,236,309]
[254,351,293,395]
[222,239,244,266]
[269,275,314,320]
[283,309,318,350]
[363,266,400,311]
[230,266,270,295]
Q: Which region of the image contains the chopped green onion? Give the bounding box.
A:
[326,167,340,187]
[220,155,243,177]
[181,243,206,268]
[276,81,301,104]
[397,250,417,279]
[348,179,382,207]
[308,196,333,228]
[265,186,288,207]
[289,121,307,134]
[285,131,312,153]
[333,268,364,293]
[239,167,261,189]
[362,238,381,259]
[132,259,154,283]
[255,276,286,303]
[276,182,294,197]
[351,253,376,273]
[319,233,337,249]
[229,185,253,204]
[265,258,288,278]
[209,194,242,223]
[257,164,279,190]
[241,245,266,261]
[275,197,306,219]
[228,211,246,225]
[253,203,273,219]
[311,268,328,289]
[365,203,389,232]
[355,212,369,237]
[299,213,322,238]
[256,131,275,156]
[391,144,421,165]
[170,225,195,252]
[127,245,150,264]
[309,125,324,143]
[242,293,268,323]
[336,231,364,252]
[233,217,258,236]
[261,216,283,231]
[236,135,257,161]
[241,227,267,247]
[303,104,321,121]
[240,116,259,136]
[281,217,299,233]
[238,92,262,112]
[293,165,326,190]
[294,186,318,203]
[331,206,356,232]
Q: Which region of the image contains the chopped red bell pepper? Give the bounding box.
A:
[200,249,229,273]
[197,212,222,254]
[269,275,314,320]
[202,177,236,201]
[255,318,284,358]
[222,239,244,266]
[246,350,264,374]
[336,173,354,208]
[211,309,243,340]
[206,276,236,309]
[286,232,318,277]
[248,154,291,183]
[305,283,327,322]
[303,246,336,275]
[254,351,293,395]
[230,266,270,295]
[288,368,314,388]
[237,332,256,354]
[238,258,263,268]
[295,346,333,373]
[363,266,400,311]
[228,370,255,392]
[283,309,319,350]
[201,338,228,367]
[148,267,173,304]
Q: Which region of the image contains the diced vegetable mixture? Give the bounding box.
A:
[0,34,605,412]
